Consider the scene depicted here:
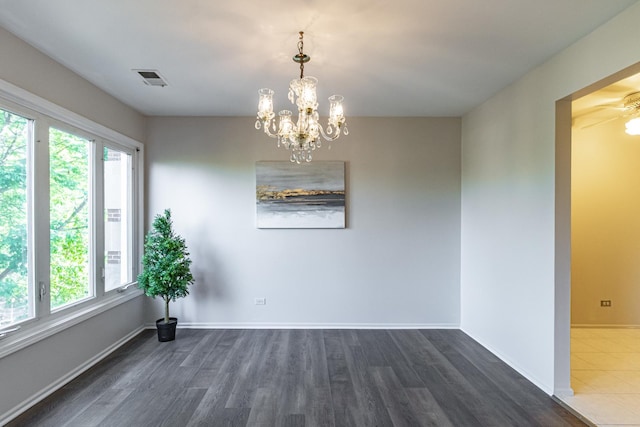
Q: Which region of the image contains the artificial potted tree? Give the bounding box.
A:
[137,209,194,342]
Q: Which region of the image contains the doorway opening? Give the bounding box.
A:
[556,62,640,425]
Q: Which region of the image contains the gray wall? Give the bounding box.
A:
[145,116,462,327]
[0,27,147,421]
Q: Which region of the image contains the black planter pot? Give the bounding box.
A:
[156,317,178,342]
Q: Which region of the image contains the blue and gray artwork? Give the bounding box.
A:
[256,161,345,228]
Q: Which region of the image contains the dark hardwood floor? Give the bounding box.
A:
[8,329,587,427]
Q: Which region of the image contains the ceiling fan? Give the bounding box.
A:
[573,91,640,133]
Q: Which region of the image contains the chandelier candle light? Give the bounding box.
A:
[255,31,348,163]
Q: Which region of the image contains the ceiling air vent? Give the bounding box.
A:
[133,69,168,87]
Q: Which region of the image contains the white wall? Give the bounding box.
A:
[461,2,640,395]
[0,27,147,422]
[145,117,461,327]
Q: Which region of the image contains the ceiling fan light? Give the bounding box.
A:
[625,117,640,135]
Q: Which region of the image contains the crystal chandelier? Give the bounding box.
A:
[255,31,348,163]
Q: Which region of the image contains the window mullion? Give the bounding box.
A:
[33,119,51,318]
[94,140,105,298]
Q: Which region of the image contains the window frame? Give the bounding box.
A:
[0,79,144,357]
[101,140,138,294]
[48,123,96,313]
[0,101,37,327]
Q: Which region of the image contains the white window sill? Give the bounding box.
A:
[0,288,143,359]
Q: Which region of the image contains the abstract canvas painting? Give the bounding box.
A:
[256,161,345,228]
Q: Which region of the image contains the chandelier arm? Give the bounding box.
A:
[318,123,342,142]
[259,118,279,139]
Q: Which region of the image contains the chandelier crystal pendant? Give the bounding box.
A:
[255,31,348,164]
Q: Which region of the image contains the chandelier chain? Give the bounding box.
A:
[298,32,305,79]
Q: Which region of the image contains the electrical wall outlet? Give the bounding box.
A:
[255,297,266,305]
[600,300,611,307]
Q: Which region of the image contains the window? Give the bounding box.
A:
[0,109,33,327]
[49,127,92,309]
[0,88,142,339]
[103,145,133,292]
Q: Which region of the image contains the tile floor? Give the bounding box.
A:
[560,328,640,427]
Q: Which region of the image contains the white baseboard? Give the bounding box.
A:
[144,321,461,330]
[0,326,145,427]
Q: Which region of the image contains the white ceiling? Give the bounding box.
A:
[0,0,637,117]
